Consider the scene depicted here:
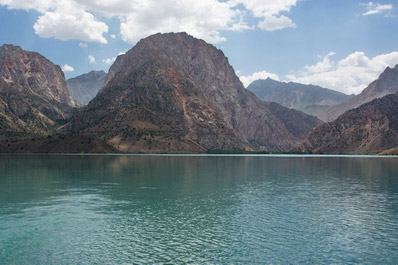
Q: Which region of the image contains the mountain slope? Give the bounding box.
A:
[69,51,247,153]
[70,33,321,152]
[320,65,398,122]
[247,78,354,117]
[67,70,106,104]
[302,92,398,154]
[0,44,76,134]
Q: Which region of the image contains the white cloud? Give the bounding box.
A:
[239,70,280,87]
[0,0,298,44]
[119,0,248,44]
[233,0,297,17]
[257,15,295,31]
[362,2,393,16]
[79,42,88,48]
[62,64,74,72]
[286,51,398,94]
[33,9,108,44]
[88,55,96,64]
[110,34,116,39]
[303,52,335,73]
[102,57,116,65]
[102,51,126,65]
[235,0,297,32]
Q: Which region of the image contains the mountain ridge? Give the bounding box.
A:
[247,78,354,117]
[302,92,398,154]
[67,70,106,105]
[319,64,398,122]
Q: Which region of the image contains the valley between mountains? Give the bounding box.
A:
[1,32,397,154]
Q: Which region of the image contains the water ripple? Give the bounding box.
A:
[1,155,398,264]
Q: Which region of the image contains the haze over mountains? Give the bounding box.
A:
[247,78,354,117]
[0,33,397,154]
[67,70,106,105]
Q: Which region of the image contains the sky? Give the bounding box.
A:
[0,0,397,95]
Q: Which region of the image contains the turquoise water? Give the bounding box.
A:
[0,154,398,264]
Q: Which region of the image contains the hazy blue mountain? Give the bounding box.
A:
[67,70,106,105]
[247,78,354,117]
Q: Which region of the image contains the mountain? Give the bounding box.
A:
[247,78,354,117]
[0,44,76,135]
[320,65,398,122]
[68,32,321,153]
[67,70,106,104]
[302,92,398,154]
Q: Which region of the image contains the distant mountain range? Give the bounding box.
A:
[319,65,398,122]
[247,78,354,117]
[67,70,106,105]
[0,34,397,154]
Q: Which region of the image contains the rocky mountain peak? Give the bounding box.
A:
[0,44,75,107]
[319,64,398,122]
[0,44,77,134]
[79,32,320,152]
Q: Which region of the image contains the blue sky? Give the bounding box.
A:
[0,0,397,94]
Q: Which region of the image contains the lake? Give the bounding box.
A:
[0,154,398,264]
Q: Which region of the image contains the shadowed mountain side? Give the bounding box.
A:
[302,92,398,154]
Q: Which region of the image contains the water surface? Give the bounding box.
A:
[0,155,397,264]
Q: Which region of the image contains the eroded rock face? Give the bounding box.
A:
[319,65,398,122]
[247,78,354,117]
[0,44,76,134]
[67,70,106,105]
[70,48,247,153]
[302,92,398,154]
[0,44,75,106]
[94,33,320,152]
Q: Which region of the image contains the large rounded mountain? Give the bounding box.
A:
[69,32,320,153]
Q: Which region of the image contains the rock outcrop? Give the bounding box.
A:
[67,70,106,104]
[247,78,354,117]
[319,65,398,122]
[302,92,398,154]
[0,44,76,134]
[69,33,320,152]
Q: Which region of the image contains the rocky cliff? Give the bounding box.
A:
[70,33,320,152]
[247,78,354,117]
[67,70,106,104]
[319,65,398,122]
[302,92,398,154]
[0,44,76,134]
